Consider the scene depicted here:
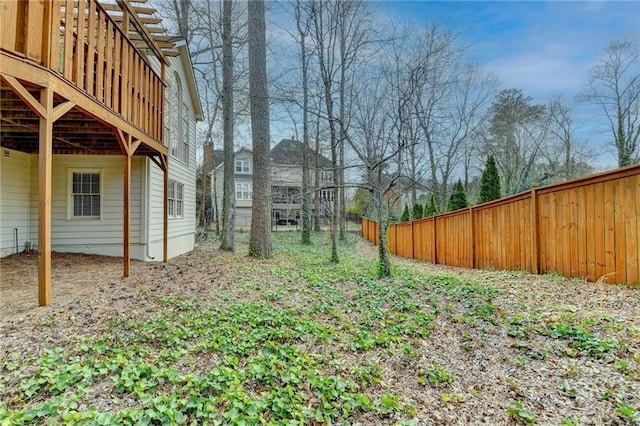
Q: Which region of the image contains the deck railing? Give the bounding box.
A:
[1,0,164,143]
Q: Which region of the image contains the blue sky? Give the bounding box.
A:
[369,1,640,167]
[376,1,639,105]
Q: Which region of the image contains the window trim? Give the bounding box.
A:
[168,179,185,218]
[67,169,103,220]
[235,182,252,201]
[235,160,250,174]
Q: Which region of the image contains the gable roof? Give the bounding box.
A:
[212,149,224,169]
[270,139,332,168]
[171,38,203,121]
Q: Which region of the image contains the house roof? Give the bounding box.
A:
[211,149,224,168]
[171,38,203,121]
[270,139,332,168]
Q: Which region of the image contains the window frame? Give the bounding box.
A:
[235,160,250,174]
[67,169,103,220]
[168,179,185,218]
[235,182,252,201]
[182,107,190,165]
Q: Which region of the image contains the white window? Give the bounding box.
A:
[321,189,333,202]
[169,73,189,164]
[169,180,184,217]
[235,160,250,174]
[236,182,252,200]
[182,111,190,165]
[68,169,102,219]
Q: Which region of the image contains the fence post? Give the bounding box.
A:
[411,221,415,259]
[469,207,476,269]
[433,216,438,264]
[531,185,540,274]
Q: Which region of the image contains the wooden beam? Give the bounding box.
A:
[52,101,75,122]
[162,154,168,262]
[38,86,54,306]
[130,139,142,154]
[100,2,156,15]
[114,0,168,65]
[123,150,131,277]
[114,128,126,153]
[1,74,47,119]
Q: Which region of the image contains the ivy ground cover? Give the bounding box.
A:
[1,232,639,424]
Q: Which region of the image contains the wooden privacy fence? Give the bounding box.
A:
[362,164,640,285]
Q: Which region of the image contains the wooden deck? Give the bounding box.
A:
[1,0,174,305]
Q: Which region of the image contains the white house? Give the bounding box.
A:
[1,42,202,261]
[209,139,334,228]
[0,1,201,304]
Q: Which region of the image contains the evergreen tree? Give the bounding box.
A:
[400,204,410,222]
[412,203,423,220]
[447,179,468,211]
[478,155,502,204]
[424,195,437,217]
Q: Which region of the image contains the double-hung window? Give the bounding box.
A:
[169,180,184,217]
[68,170,101,219]
[236,182,252,200]
[235,160,250,174]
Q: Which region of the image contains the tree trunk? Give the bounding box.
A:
[313,113,321,232]
[248,0,273,258]
[219,0,235,251]
[375,192,391,277]
[297,1,311,245]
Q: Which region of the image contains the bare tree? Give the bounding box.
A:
[542,96,595,182]
[404,26,494,209]
[293,0,313,245]
[310,0,340,262]
[584,39,640,167]
[346,68,406,277]
[248,0,273,258]
[482,88,549,194]
[219,0,235,251]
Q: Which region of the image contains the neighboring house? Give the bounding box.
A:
[0,1,202,305]
[209,139,334,227]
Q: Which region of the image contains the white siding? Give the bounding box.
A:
[24,155,144,257]
[212,149,254,228]
[146,52,198,259]
[0,149,32,257]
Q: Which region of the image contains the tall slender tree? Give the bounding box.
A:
[478,155,501,204]
[424,195,437,217]
[219,0,235,251]
[294,0,312,245]
[447,179,468,211]
[247,0,273,258]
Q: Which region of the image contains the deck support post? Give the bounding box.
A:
[124,150,131,277]
[162,155,168,262]
[38,86,54,306]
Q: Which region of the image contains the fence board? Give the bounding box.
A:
[614,178,627,283]
[576,185,587,279]
[585,183,596,281]
[624,175,638,283]
[603,180,616,282]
